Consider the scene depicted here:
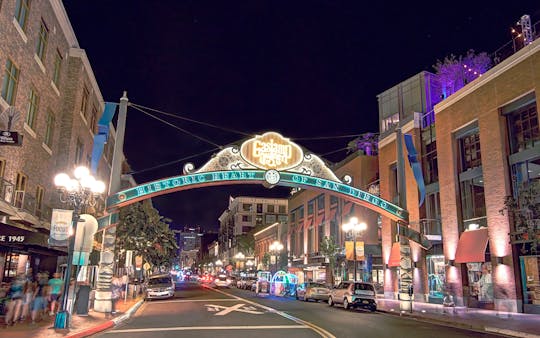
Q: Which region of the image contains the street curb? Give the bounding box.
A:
[65,299,144,338]
[378,309,539,338]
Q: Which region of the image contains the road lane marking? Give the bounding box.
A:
[205,303,263,315]
[110,325,309,333]
[205,285,336,338]
[149,298,238,304]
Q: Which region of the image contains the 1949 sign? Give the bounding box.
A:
[0,235,25,242]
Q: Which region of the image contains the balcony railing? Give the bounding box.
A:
[419,218,442,241]
[12,190,52,224]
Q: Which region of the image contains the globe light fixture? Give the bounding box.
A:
[53,166,105,329]
[269,241,284,273]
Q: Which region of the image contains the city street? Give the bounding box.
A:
[98,282,503,338]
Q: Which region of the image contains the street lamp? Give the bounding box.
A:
[235,252,245,271]
[215,259,223,273]
[53,166,105,329]
[269,241,283,274]
[342,217,367,282]
[246,260,254,272]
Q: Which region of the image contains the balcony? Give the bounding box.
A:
[10,190,51,229]
[0,178,16,215]
[420,218,442,241]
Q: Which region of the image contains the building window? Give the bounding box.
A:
[307,200,314,216]
[298,206,304,219]
[267,204,275,213]
[317,195,325,211]
[36,19,49,61]
[14,0,30,31]
[35,186,44,217]
[241,215,251,222]
[290,232,296,256]
[44,110,55,147]
[290,210,296,223]
[299,229,304,254]
[243,203,252,212]
[75,138,84,164]
[265,214,276,224]
[459,132,482,171]
[52,49,62,88]
[511,157,540,196]
[507,102,539,154]
[308,227,314,253]
[278,205,286,214]
[330,195,338,205]
[390,164,398,202]
[25,88,39,129]
[422,140,438,184]
[318,222,324,248]
[90,105,97,133]
[459,176,486,230]
[1,59,20,105]
[256,203,262,213]
[0,159,5,178]
[80,86,89,117]
[382,112,399,133]
[278,214,288,223]
[330,219,338,241]
[14,172,27,208]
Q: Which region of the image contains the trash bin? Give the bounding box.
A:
[75,285,91,315]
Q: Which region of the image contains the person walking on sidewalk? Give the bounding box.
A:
[111,276,122,315]
[5,274,25,325]
[31,275,49,324]
[48,272,63,316]
[20,276,36,322]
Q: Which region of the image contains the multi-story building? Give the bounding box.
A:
[174,226,202,269]
[218,196,288,263]
[378,32,540,313]
[287,145,380,286]
[0,0,112,282]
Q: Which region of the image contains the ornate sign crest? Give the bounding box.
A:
[240,132,303,171]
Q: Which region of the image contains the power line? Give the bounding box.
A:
[128,147,221,175]
[130,102,252,137]
[293,132,379,141]
[130,104,223,149]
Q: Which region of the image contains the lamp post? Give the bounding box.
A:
[342,217,367,282]
[269,241,283,274]
[215,259,223,274]
[234,252,245,272]
[53,166,105,329]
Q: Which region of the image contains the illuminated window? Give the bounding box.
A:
[1,59,20,105]
[459,132,482,171]
[25,88,39,129]
[278,205,286,214]
[267,204,274,213]
[36,19,49,61]
[256,203,262,213]
[52,50,62,88]
[44,111,55,147]
[80,86,89,117]
[14,0,30,31]
[75,138,84,164]
[507,102,539,153]
[14,172,27,208]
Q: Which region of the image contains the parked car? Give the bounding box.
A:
[328,281,377,311]
[200,274,213,284]
[144,274,175,300]
[247,278,258,291]
[295,282,330,302]
[213,274,232,288]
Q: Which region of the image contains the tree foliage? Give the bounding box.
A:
[236,233,255,258]
[116,201,178,269]
[320,236,339,284]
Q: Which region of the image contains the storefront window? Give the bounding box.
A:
[467,262,494,305]
[521,256,540,306]
[426,255,445,301]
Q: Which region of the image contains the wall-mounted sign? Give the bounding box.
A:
[240,132,303,171]
[0,235,25,242]
[49,209,73,247]
[0,130,22,146]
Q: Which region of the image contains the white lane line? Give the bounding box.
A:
[204,286,336,338]
[148,298,238,304]
[110,325,309,333]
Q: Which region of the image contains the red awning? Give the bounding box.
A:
[388,242,401,267]
[329,208,337,221]
[455,228,489,263]
[342,202,353,216]
[315,212,325,225]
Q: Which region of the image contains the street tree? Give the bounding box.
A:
[320,236,339,285]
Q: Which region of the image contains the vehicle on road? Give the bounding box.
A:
[295,282,330,302]
[144,274,175,300]
[213,274,232,288]
[328,281,377,311]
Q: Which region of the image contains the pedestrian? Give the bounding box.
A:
[5,274,25,325]
[20,276,36,322]
[31,274,49,324]
[48,272,63,316]
[111,276,122,315]
[121,274,129,300]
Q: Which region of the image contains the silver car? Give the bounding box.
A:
[295,282,330,302]
[328,281,377,311]
[144,274,175,300]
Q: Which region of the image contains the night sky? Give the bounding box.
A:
[62,1,538,230]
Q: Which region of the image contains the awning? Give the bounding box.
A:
[455,228,489,263]
[388,242,401,267]
[329,208,337,221]
[315,212,325,226]
[342,202,353,216]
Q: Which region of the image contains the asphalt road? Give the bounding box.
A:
[98,282,504,338]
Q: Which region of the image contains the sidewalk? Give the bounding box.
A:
[1,296,143,338]
[376,298,540,338]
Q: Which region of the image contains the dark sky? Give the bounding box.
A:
[63,1,538,230]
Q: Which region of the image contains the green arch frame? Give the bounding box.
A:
[106,170,408,223]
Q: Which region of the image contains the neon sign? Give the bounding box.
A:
[107,170,408,222]
[240,132,303,171]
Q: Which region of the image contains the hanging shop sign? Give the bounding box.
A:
[49,209,73,247]
[0,130,22,146]
[345,241,365,261]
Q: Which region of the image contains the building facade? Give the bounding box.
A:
[0,0,111,283]
[378,38,540,313]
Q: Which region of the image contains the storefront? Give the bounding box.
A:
[0,224,64,283]
[426,254,445,303]
[520,255,540,314]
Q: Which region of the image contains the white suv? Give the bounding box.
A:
[328,281,377,311]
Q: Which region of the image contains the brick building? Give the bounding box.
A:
[0,0,111,282]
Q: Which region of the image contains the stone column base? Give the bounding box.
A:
[94,291,112,313]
